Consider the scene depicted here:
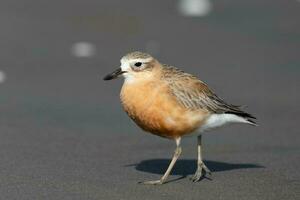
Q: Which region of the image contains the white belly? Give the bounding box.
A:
[198,113,251,133]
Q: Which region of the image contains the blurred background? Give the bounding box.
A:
[0,0,299,199]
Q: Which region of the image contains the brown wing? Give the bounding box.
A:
[162,65,256,120]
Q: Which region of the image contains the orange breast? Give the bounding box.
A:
[120,79,209,139]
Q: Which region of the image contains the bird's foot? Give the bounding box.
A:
[139,179,164,185]
[190,162,212,182]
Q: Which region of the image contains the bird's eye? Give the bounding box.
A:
[134,62,142,67]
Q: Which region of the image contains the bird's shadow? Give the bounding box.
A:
[126,159,264,177]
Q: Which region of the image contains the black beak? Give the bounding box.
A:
[103,68,126,81]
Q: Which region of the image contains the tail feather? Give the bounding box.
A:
[225,110,257,126]
[246,118,258,126]
[225,110,256,119]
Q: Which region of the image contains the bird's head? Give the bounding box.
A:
[103,51,159,83]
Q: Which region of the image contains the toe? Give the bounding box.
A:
[202,164,212,176]
[190,171,202,182]
[191,164,213,182]
[190,176,200,182]
[139,180,163,185]
[199,162,211,173]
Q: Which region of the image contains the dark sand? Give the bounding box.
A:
[0,0,299,199]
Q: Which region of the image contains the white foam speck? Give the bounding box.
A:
[178,0,212,17]
[0,71,6,83]
[71,42,96,57]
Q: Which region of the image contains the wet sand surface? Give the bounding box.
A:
[0,0,299,199]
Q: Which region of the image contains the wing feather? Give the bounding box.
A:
[162,65,256,121]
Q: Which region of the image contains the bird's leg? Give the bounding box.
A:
[191,135,211,182]
[141,138,182,185]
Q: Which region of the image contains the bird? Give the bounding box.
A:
[103,51,256,185]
